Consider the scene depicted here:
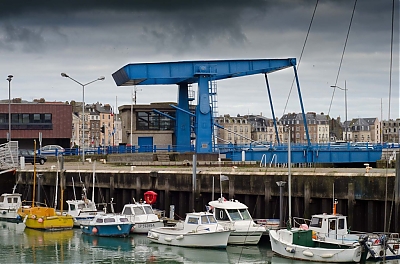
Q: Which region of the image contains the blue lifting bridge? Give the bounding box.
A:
[112,58,383,164]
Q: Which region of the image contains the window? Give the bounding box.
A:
[122,207,132,215]
[227,209,242,221]
[187,217,199,224]
[310,217,322,228]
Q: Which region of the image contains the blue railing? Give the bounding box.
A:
[61,142,397,156]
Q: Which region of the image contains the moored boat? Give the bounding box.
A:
[17,140,74,231]
[121,199,164,234]
[208,197,265,245]
[147,211,231,248]
[0,192,22,223]
[80,213,133,237]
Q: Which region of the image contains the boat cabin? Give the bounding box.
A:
[0,193,22,211]
[67,199,97,213]
[182,212,219,231]
[308,213,350,240]
[209,198,253,222]
[122,202,155,217]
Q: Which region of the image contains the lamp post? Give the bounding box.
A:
[331,81,348,141]
[6,75,13,141]
[61,73,105,164]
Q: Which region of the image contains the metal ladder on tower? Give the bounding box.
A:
[209,79,219,150]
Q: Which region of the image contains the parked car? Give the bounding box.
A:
[19,149,47,165]
[37,145,65,156]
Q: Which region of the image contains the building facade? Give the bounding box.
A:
[0,100,72,149]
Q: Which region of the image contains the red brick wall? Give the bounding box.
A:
[0,103,72,139]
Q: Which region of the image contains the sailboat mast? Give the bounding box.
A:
[288,127,292,226]
[54,157,59,209]
[32,139,37,207]
[92,161,96,202]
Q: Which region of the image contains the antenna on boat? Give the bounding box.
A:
[72,177,77,200]
[110,197,115,213]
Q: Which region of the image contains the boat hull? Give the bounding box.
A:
[73,215,96,228]
[269,229,362,263]
[132,220,164,234]
[19,206,74,230]
[0,209,21,223]
[81,223,133,237]
[24,215,74,231]
[228,230,264,245]
[147,227,231,248]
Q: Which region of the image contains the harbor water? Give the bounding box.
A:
[0,221,399,264]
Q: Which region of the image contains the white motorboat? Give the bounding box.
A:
[269,226,362,263]
[0,192,22,222]
[66,198,99,227]
[269,130,362,263]
[121,200,164,234]
[147,211,231,248]
[208,198,265,245]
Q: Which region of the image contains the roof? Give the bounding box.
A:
[209,198,248,210]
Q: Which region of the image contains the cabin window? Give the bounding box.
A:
[338,219,345,230]
[143,206,154,214]
[329,220,336,230]
[119,218,129,222]
[13,198,18,203]
[187,217,198,224]
[133,207,145,215]
[0,196,3,203]
[7,198,12,203]
[201,215,209,224]
[206,215,216,223]
[227,209,242,221]
[104,218,115,223]
[96,219,103,223]
[310,217,322,228]
[239,209,252,220]
[122,207,132,215]
[70,204,76,211]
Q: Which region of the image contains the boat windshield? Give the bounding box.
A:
[201,214,217,224]
[143,205,154,214]
[227,209,242,221]
[133,207,146,215]
[239,209,252,220]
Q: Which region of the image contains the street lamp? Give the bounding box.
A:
[6,75,13,141]
[61,73,105,164]
[331,82,348,142]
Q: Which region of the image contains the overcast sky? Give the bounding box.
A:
[0,0,398,121]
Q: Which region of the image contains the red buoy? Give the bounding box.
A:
[144,191,158,205]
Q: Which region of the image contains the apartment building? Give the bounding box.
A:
[382,118,399,143]
[215,115,252,145]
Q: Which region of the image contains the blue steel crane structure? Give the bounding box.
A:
[112,58,310,154]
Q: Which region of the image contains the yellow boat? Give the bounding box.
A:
[17,139,74,231]
[18,206,74,230]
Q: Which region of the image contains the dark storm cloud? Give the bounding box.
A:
[0,22,45,52]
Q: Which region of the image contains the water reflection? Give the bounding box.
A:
[8,221,400,264]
